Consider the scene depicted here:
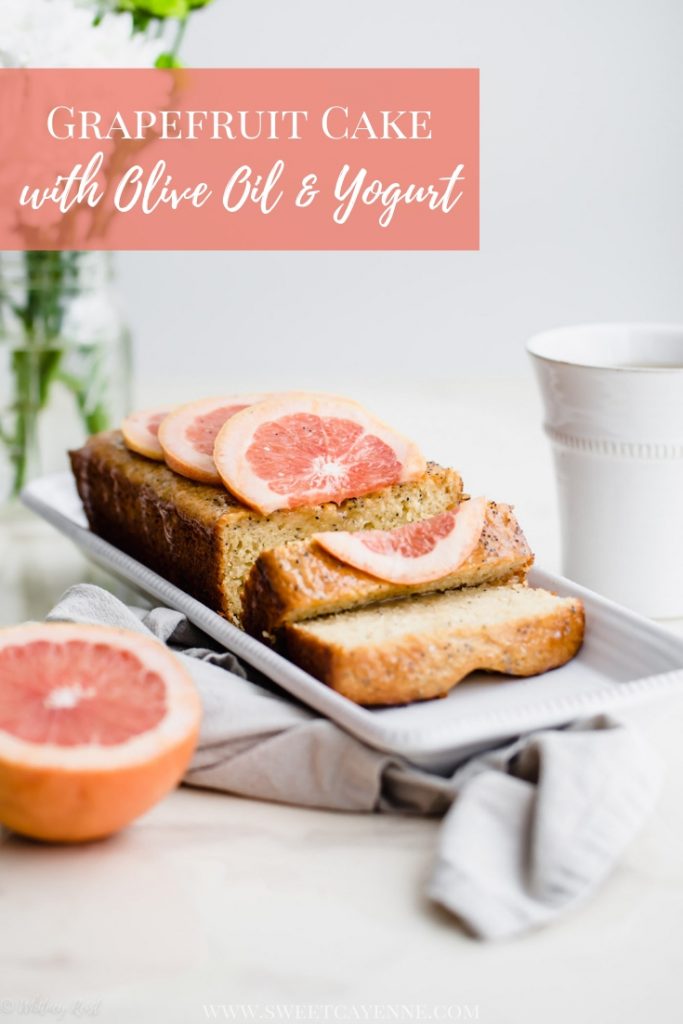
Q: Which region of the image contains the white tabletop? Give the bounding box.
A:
[2,378,683,1023]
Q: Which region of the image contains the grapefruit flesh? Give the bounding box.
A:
[121,407,174,461]
[158,394,267,484]
[313,497,488,584]
[213,393,427,515]
[0,623,201,843]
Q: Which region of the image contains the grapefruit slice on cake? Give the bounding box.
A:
[158,394,268,484]
[121,406,175,461]
[0,622,201,843]
[313,498,488,584]
[213,393,427,515]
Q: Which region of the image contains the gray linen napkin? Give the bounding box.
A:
[47,583,662,940]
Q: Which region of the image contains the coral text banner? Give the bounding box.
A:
[0,68,479,251]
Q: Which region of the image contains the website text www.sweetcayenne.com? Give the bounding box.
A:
[200,1007,480,1021]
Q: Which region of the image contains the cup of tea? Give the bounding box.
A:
[527,323,683,618]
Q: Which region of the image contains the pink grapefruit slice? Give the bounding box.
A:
[213,393,427,515]
[121,406,175,461]
[158,394,268,484]
[313,497,488,584]
[0,622,201,843]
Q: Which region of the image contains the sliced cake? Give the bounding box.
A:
[282,583,585,705]
[243,501,533,637]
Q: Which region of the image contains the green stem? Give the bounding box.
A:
[4,252,79,497]
[171,16,188,58]
[57,369,111,436]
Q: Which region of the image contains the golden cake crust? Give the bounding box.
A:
[70,432,232,615]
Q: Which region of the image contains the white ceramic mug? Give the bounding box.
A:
[527,323,683,618]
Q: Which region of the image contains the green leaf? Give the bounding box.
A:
[121,0,190,18]
[155,52,183,68]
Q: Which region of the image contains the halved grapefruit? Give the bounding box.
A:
[213,393,427,515]
[313,497,488,584]
[121,406,175,461]
[158,394,268,484]
[0,622,201,843]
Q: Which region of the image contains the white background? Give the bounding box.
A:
[116,0,683,396]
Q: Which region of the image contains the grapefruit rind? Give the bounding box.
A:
[121,407,174,461]
[0,622,201,843]
[213,392,427,515]
[313,497,488,584]
[158,394,268,484]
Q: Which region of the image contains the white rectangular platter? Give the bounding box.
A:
[23,472,683,769]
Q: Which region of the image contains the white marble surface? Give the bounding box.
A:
[1,378,683,1023]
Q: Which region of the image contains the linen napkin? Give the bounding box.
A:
[47,583,663,940]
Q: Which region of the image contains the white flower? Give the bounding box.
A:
[0,0,167,69]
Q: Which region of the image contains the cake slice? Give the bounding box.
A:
[282,583,585,705]
[243,501,533,638]
[70,431,463,625]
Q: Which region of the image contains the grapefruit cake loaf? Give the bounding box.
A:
[70,392,463,625]
[70,390,585,703]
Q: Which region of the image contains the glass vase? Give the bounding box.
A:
[0,251,131,510]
